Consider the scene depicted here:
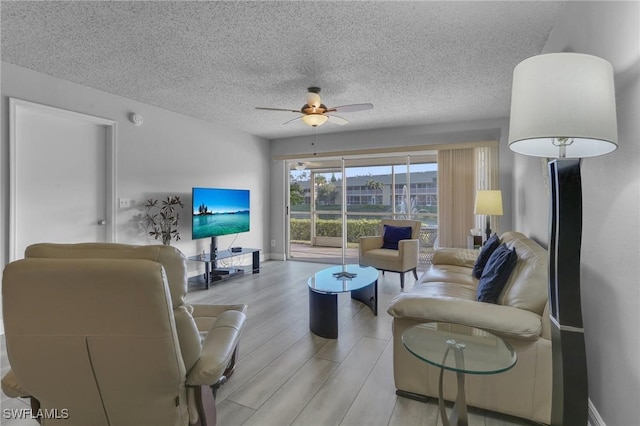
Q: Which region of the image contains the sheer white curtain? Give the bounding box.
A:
[437,148,476,248]
[474,145,501,235]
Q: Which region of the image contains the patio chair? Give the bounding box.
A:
[358,219,422,288]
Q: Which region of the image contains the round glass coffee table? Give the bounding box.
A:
[308,264,378,339]
[402,322,517,426]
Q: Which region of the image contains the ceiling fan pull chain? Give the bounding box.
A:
[312,127,317,156]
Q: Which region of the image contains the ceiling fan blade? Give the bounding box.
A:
[327,115,349,125]
[326,103,374,113]
[255,107,300,113]
[283,116,303,125]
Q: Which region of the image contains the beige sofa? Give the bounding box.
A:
[387,231,551,424]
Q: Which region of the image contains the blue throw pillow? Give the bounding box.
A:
[382,225,412,250]
[472,233,501,279]
[476,244,518,304]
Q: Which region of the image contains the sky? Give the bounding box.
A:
[192,187,250,214]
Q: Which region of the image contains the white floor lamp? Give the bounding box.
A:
[508,53,618,425]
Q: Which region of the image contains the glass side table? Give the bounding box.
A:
[402,322,517,426]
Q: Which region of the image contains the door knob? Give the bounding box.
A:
[97,219,106,225]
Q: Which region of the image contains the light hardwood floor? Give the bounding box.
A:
[1,260,534,426]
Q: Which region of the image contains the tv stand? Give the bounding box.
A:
[188,247,260,289]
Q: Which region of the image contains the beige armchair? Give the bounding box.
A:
[358,219,422,288]
[1,243,247,426]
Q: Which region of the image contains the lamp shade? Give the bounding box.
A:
[302,113,328,127]
[508,53,618,158]
[474,190,503,215]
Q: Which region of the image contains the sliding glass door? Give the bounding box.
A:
[287,154,439,265]
[343,164,392,261]
[288,167,344,263]
[344,157,438,264]
[289,168,311,259]
[311,170,343,252]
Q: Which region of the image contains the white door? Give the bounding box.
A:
[9,99,116,260]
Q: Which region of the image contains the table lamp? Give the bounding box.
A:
[474,190,503,242]
[508,52,618,425]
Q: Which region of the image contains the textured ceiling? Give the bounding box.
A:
[1,1,565,140]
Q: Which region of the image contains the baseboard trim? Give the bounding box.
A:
[588,398,606,426]
[268,253,286,261]
[395,389,429,403]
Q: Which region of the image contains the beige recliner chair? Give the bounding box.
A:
[1,243,247,426]
[358,219,422,289]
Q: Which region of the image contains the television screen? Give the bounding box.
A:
[192,187,250,239]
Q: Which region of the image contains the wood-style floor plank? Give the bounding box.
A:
[215,319,311,402]
[227,332,329,409]
[291,336,388,426]
[215,399,255,426]
[389,396,441,426]
[242,357,338,426]
[339,338,396,426]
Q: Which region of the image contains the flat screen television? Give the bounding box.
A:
[192,187,250,240]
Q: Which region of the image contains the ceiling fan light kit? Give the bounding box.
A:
[301,114,328,127]
[256,87,373,128]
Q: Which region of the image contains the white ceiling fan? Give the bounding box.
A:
[256,87,373,127]
[291,160,322,171]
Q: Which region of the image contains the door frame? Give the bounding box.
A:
[9,98,117,261]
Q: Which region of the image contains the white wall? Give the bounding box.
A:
[512,2,640,425]
[269,118,516,258]
[512,154,549,245]
[1,62,271,279]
